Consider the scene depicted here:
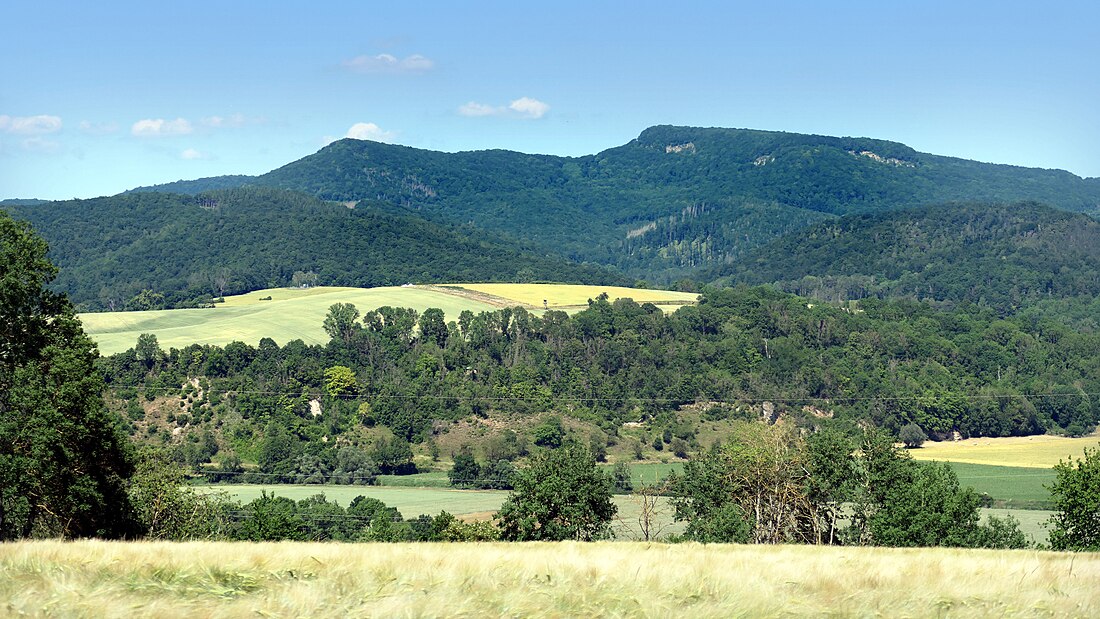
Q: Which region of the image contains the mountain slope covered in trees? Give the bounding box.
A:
[5,187,624,310]
[125,125,1100,283]
[715,202,1100,313]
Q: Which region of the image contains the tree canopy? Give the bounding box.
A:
[0,211,137,539]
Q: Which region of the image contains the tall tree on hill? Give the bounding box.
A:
[0,211,138,539]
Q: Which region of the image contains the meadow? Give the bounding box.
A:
[4,540,1097,618]
[949,462,1054,507]
[79,283,698,354]
[196,483,685,539]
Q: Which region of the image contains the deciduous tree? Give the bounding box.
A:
[497,443,616,541]
[1047,448,1100,551]
[0,212,138,539]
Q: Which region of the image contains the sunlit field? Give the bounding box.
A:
[199,484,508,518]
[79,283,698,354]
[4,540,1097,618]
[79,286,497,354]
[911,434,1100,468]
[455,282,699,309]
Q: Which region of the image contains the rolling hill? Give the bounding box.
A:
[11,125,1100,308]
[6,187,625,310]
[125,125,1100,283]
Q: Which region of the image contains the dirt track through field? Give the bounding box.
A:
[418,285,538,309]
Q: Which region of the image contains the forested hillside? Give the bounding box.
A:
[716,202,1100,313]
[125,125,1100,284]
[101,286,1099,480]
[5,187,623,310]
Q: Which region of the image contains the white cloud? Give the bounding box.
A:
[458,101,499,117]
[180,148,207,160]
[343,53,434,74]
[131,118,193,137]
[457,97,550,120]
[200,113,263,129]
[0,114,63,135]
[508,97,550,119]
[345,122,396,142]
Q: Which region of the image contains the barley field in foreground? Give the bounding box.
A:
[3,541,1097,618]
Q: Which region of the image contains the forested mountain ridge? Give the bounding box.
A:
[124,126,1100,283]
[715,202,1100,313]
[4,187,625,310]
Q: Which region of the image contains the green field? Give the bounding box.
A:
[80,286,498,355]
[80,283,698,354]
[6,541,1097,617]
[198,484,508,519]
[948,462,1054,507]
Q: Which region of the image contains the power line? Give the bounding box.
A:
[108,382,1100,405]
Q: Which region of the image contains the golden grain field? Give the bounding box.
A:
[910,434,1100,468]
[454,282,699,309]
[2,541,1097,618]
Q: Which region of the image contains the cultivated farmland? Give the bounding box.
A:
[4,540,1097,618]
[79,286,494,355]
[79,283,699,355]
[910,434,1100,468]
[454,282,700,310]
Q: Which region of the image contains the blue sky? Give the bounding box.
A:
[2,0,1097,200]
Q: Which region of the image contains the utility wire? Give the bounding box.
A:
[107,382,1100,404]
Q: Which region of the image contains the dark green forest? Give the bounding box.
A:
[5,187,624,310]
[117,125,1100,285]
[716,201,1100,313]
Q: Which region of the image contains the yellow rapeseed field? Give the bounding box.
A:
[455,283,699,309]
[2,540,1097,618]
[911,434,1100,468]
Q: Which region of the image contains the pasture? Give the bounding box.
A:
[948,462,1054,507]
[911,434,1100,468]
[4,540,1097,618]
[198,484,508,519]
[195,483,684,539]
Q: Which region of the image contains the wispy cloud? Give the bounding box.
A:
[457,102,499,117]
[200,114,263,129]
[0,114,63,135]
[458,97,550,119]
[131,118,193,137]
[20,137,62,154]
[180,148,208,160]
[343,53,434,74]
[78,120,119,135]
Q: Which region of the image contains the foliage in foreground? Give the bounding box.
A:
[669,423,1028,549]
[497,443,616,541]
[0,211,138,540]
[1047,447,1100,551]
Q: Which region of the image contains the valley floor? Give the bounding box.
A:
[3,540,1096,618]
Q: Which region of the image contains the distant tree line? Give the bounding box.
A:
[102,285,1099,478]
